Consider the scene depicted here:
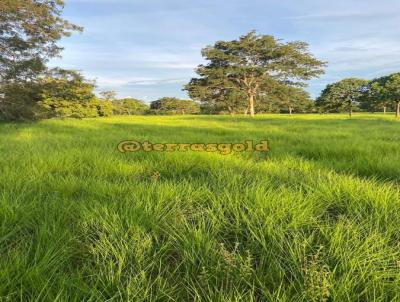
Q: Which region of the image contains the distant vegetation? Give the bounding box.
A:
[185,31,325,117]
[1,1,400,121]
[316,74,400,117]
[112,98,149,116]
[149,97,200,115]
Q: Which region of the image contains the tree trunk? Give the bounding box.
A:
[383,106,386,114]
[289,106,293,115]
[227,106,235,116]
[248,94,255,117]
[348,99,353,118]
[244,107,248,116]
[396,102,400,118]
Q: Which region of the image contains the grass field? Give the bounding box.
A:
[0,114,399,301]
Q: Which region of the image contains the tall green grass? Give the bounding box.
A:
[0,114,399,301]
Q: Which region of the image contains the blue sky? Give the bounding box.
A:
[50,0,400,102]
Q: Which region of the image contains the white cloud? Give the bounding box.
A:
[57,0,400,99]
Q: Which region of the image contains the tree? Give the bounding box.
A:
[150,97,200,115]
[186,31,325,117]
[37,68,98,118]
[99,91,117,101]
[0,0,82,120]
[272,84,313,115]
[112,98,149,115]
[316,78,368,117]
[360,81,393,114]
[0,0,82,82]
[368,73,400,118]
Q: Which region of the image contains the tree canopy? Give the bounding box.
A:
[112,98,149,115]
[368,73,400,118]
[0,0,82,120]
[316,78,368,117]
[37,68,99,118]
[186,77,246,115]
[186,31,325,116]
[150,97,200,115]
[0,0,82,82]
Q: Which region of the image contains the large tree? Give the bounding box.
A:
[0,0,82,82]
[0,0,82,120]
[316,78,368,117]
[185,31,325,117]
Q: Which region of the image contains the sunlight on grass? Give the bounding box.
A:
[0,114,399,301]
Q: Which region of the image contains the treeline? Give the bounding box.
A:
[182,31,399,118]
[0,1,326,121]
[2,66,398,120]
[0,68,146,120]
[186,73,400,117]
[0,0,193,120]
[316,75,400,117]
[1,0,399,121]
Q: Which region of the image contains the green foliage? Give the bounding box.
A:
[367,73,400,117]
[316,78,368,116]
[150,97,200,115]
[186,31,325,116]
[39,99,93,119]
[0,68,115,120]
[0,0,82,82]
[0,0,82,121]
[262,85,314,114]
[92,98,114,117]
[373,73,400,102]
[0,81,42,120]
[0,114,399,301]
[37,68,98,118]
[186,75,247,115]
[317,73,400,117]
[112,98,149,115]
